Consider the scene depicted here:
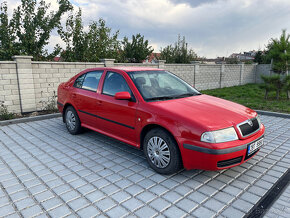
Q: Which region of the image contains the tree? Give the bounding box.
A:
[254,50,270,64]
[121,34,154,63]
[0,0,72,60]
[159,35,197,64]
[57,8,121,62]
[284,75,290,99]
[0,2,17,60]
[266,29,290,74]
[264,29,290,99]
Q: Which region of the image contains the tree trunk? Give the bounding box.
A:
[276,90,280,100]
[264,90,268,99]
[287,90,290,100]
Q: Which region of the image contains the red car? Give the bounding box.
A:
[57,67,265,174]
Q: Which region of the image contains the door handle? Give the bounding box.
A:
[72,94,76,98]
[97,100,102,105]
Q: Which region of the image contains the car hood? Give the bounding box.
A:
[150,94,257,131]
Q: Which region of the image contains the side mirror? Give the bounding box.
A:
[114,91,131,100]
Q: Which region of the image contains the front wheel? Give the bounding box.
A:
[65,106,82,135]
[143,128,182,174]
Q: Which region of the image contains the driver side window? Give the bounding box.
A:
[102,72,132,96]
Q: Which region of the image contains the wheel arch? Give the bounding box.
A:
[140,124,180,151]
[62,103,74,123]
[140,123,184,172]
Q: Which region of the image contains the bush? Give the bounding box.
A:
[39,91,58,113]
[260,75,276,99]
[0,101,15,120]
[260,74,290,100]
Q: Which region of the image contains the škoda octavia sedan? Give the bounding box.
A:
[57,67,265,174]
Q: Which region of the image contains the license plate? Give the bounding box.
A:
[247,137,264,155]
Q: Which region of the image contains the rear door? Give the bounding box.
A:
[96,71,138,144]
[72,70,103,127]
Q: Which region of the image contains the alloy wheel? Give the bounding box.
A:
[147,136,171,168]
[66,111,76,131]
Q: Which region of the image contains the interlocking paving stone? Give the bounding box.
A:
[187,191,208,203]
[14,197,35,211]
[67,197,90,211]
[47,204,71,217]
[135,205,158,218]
[122,198,144,212]
[95,198,117,211]
[77,205,100,217]
[163,205,187,218]
[176,198,198,212]
[0,115,289,217]
[204,198,227,213]
[21,205,43,217]
[136,191,156,203]
[111,190,131,203]
[221,206,245,217]
[149,198,171,212]
[192,206,216,218]
[0,204,16,216]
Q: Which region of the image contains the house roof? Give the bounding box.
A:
[143,53,161,62]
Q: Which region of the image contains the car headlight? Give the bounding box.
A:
[201,127,238,143]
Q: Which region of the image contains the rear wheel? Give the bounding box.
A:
[65,106,82,135]
[144,128,182,174]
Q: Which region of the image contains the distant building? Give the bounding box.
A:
[196,57,227,64]
[229,50,256,61]
[143,53,161,63]
[52,56,61,62]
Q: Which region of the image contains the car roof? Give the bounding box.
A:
[86,66,164,72]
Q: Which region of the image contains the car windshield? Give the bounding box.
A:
[128,70,201,101]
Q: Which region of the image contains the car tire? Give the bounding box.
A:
[65,106,82,135]
[143,128,182,174]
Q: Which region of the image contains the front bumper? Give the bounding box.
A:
[178,124,265,170]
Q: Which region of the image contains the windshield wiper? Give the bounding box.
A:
[171,92,201,99]
[146,93,201,101]
[146,96,177,101]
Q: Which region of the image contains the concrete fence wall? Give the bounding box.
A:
[0,56,271,114]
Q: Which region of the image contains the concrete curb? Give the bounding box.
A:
[0,113,62,126]
[256,110,290,119]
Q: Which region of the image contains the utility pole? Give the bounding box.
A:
[285,50,288,76]
[285,50,289,99]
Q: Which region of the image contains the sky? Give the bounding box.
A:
[5,0,290,58]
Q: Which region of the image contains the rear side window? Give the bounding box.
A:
[74,74,85,88]
[73,71,103,92]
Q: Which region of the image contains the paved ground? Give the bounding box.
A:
[0,115,289,218]
[265,184,290,218]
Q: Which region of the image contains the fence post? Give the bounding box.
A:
[254,63,258,83]
[193,63,199,87]
[12,55,36,113]
[239,62,244,85]
[156,60,166,69]
[220,63,225,88]
[100,59,115,67]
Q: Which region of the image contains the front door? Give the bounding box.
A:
[97,71,138,145]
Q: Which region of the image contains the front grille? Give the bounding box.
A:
[238,117,259,137]
[217,156,243,168]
